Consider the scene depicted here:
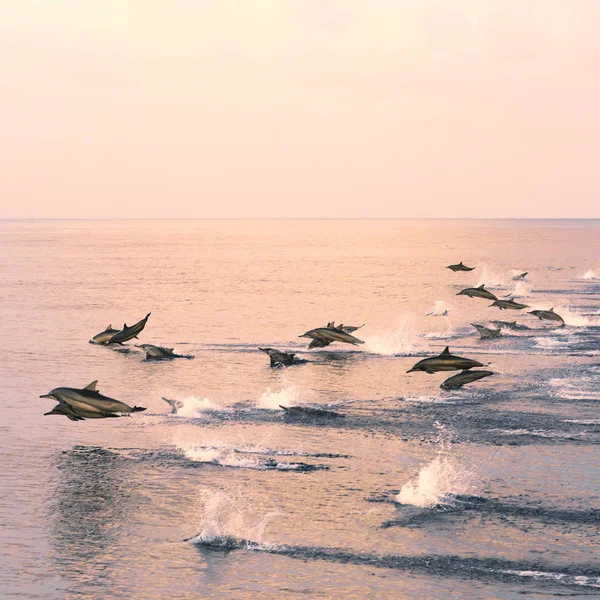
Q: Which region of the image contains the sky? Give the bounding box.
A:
[1,0,599,219]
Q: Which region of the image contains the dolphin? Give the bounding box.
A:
[490,320,529,331]
[407,347,484,374]
[107,313,151,345]
[40,381,146,414]
[162,397,183,413]
[528,308,565,325]
[44,400,124,421]
[90,324,121,345]
[490,298,529,311]
[471,323,502,339]
[447,262,475,272]
[258,347,298,367]
[440,369,495,389]
[513,272,528,281]
[327,322,365,333]
[299,326,364,347]
[457,285,498,301]
[135,343,180,359]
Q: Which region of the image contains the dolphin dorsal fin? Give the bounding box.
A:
[511,321,516,325]
[477,284,485,289]
[105,324,112,331]
[508,298,514,302]
[167,348,174,354]
[84,380,98,392]
[123,323,128,329]
[441,346,451,355]
[550,308,554,312]
[459,262,463,265]
[338,324,344,329]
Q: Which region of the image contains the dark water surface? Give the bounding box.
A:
[1,219,599,599]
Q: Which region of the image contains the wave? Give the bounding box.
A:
[188,536,600,588]
[582,270,599,280]
[174,441,328,472]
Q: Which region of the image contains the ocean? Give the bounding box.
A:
[1,218,599,599]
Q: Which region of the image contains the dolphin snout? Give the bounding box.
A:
[406,368,418,373]
[39,394,55,399]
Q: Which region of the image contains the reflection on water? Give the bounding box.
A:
[48,446,137,591]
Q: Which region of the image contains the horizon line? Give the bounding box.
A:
[2,217,600,222]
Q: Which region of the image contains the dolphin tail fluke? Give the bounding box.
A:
[132,406,147,412]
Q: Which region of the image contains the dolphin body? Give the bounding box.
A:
[440,369,495,389]
[447,262,475,272]
[490,320,529,331]
[513,272,528,280]
[407,347,484,374]
[40,381,146,414]
[107,313,151,345]
[162,397,183,413]
[471,323,502,339]
[136,344,182,359]
[90,324,121,345]
[44,401,124,421]
[258,347,299,367]
[490,298,529,311]
[327,322,365,334]
[528,308,565,325]
[457,285,498,301]
[299,326,364,348]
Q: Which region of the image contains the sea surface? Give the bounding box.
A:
[1,219,600,599]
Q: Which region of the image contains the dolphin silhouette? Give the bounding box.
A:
[107,313,151,345]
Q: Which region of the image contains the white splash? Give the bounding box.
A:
[582,270,599,280]
[189,489,277,546]
[364,318,421,356]
[475,264,505,288]
[426,300,452,317]
[505,281,532,298]
[171,396,222,418]
[257,386,298,410]
[396,424,477,508]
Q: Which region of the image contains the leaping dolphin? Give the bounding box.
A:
[528,308,565,325]
[107,313,151,345]
[440,369,495,389]
[327,322,365,333]
[90,324,121,345]
[44,401,124,421]
[299,326,364,348]
[40,381,146,415]
[471,323,502,339]
[258,347,298,367]
[490,320,529,331]
[447,262,475,272]
[407,347,484,374]
[457,285,498,301]
[135,344,184,360]
[490,298,529,311]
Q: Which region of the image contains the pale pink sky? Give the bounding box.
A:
[1,1,599,218]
